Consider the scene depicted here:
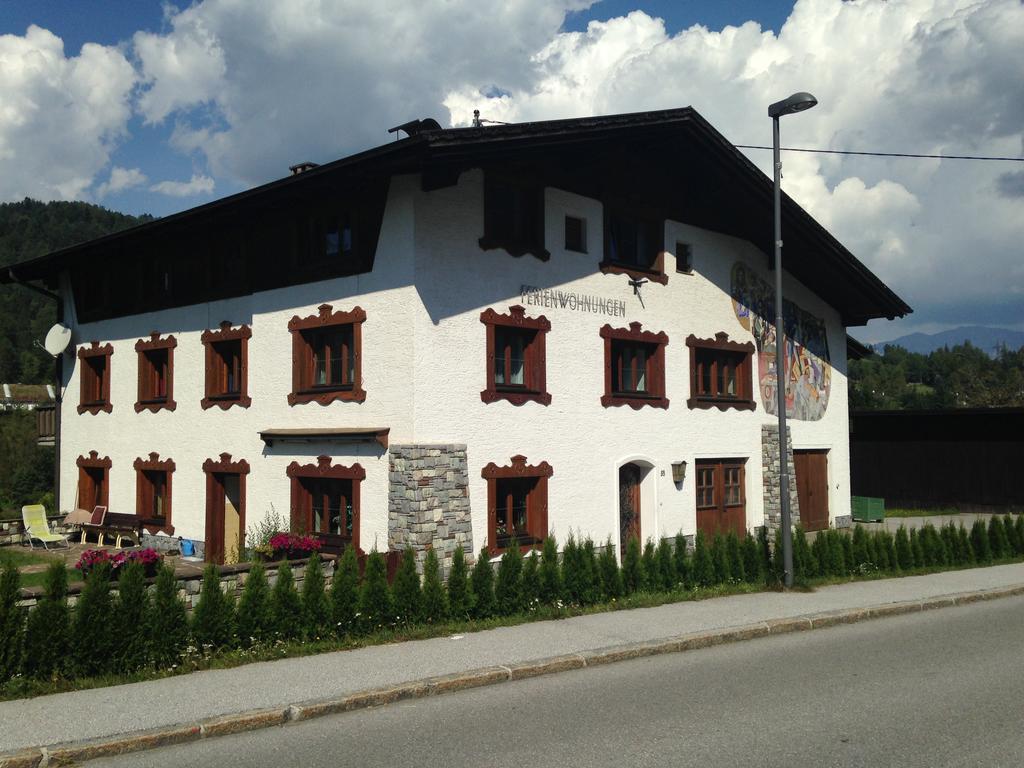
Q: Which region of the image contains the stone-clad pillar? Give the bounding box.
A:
[388,444,474,575]
[761,424,801,541]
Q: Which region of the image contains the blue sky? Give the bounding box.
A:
[1,1,1021,341]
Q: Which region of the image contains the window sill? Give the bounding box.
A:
[135,398,177,414]
[288,386,366,406]
[490,537,543,556]
[138,518,174,536]
[479,236,550,263]
[78,401,112,415]
[601,393,669,410]
[598,260,669,285]
[686,396,756,412]
[201,393,252,411]
[481,387,551,406]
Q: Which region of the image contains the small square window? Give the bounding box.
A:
[610,340,654,395]
[565,215,587,253]
[676,242,693,273]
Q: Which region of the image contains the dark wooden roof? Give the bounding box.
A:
[1,106,911,324]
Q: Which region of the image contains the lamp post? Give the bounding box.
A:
[768,91,817,589]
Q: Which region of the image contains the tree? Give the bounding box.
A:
[302,554,331,639]
[742,533,764,584]
[22,562,70,679]
[691,532,715,588]
[537,536,561,605]
[988,516,1010,560]
[674,533,691,587]
[113,562,150,671]
[421,548,448,623]
[392,548,422,626]
[237,562,273,645]
[726,531,746,583]
[469,548,495,619]
[621,536,643,594]
[446,546,471,618]
[71,561,115,677]
[191,564,235,650]
[358,551,393,632]
[656,537,676,590]
[521,551,540,609]
[560,535,582,603]
[599,538,623,600]
[641,539,659,590]
[494,543,524,616]
[970,519,991,563]
[579,538,601,604]
[271,562,304,639]
[149,564,188,669]
[895,526,914,570]
[0,562,24,681]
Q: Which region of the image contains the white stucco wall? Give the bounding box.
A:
[57,168,852,555]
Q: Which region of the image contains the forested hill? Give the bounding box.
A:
[0,199,153,383]
[849,342,1024,410]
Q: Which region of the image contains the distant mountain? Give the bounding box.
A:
[875,326,1024,356]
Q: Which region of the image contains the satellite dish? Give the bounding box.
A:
[43,324,72,357]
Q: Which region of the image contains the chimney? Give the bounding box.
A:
[289,161,319,176]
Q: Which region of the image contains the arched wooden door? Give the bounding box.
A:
[619,463,642,555]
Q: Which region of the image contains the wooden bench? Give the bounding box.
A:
[80,512,142,548]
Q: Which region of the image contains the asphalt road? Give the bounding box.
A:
[87,595,1024,768]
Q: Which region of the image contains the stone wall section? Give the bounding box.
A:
[388,444,474,575]
[761,423,801,539]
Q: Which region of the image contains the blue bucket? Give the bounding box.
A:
[180,539,195,557]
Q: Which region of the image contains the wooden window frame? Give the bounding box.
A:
[286,456,364,553]
[134,452,175,535]
[600,206,668,285]
[77,342,113,415]
[675,241,693,274]
[201,322,252,410]
[76,451,111,510]
[694,458,747,537]
[478,170,550,262]
[482,455,553,556]
[686,333,756,412]
[287,304,366,406]
[600,322,669,409]
[203,453,250,562]
[480,305,551,406]
[134,333,177,413]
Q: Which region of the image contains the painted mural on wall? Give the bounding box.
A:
[731,262,831,421]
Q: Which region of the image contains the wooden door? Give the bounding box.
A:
[205,472,244,564]
[794,450,829,531]
[695,459,747,538]
[619,463,642,554]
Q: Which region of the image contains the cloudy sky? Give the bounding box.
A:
[1,0,1021,343]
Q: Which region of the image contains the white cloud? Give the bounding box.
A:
[95,166,147,198]
[0,25,136,201]
[149,173,215,197]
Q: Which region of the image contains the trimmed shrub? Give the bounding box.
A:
[537,536,561,605]
[329,547,359,635]
[392,547,422,626]
[494,543,524,616]
[988,516,1010,560]
[865,531,882,570]
[691,532,715,588]
[769,528,785,583]
[0,563,24,682]
[301,554,331,639]
[469,548,495,619]
[657,537,676,590]
[192,564,235,650]
[421,548,448,623]
[271,562,304,639]
[895,526,913,570]
[742,533,764,584]
[622,536,643,594]
[641,539,658,591]
[711,534,729,585]
[757,527,772,578]
[810,530,830,577]
[970,519,991,563]
[1016,516,1024,556]
[447,546,471,618]
[358,551,393,631]
[149,564,188,669]
[579,539,601,605]
[940,524,959,566]
[237,562,273,645]
[113,561,150,671]
[882,531,899,571]
[22,562,70,679]
[829,530,848,576]
[674,533,691,587]
[599,538,623,600]
[957,525,975,564]
[521,551,540,610]
[840,533,855,574]
[726,532,746,583]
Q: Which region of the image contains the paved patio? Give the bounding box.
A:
[10,539,207,580]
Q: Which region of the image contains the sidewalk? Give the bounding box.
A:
[3,563,1024,761]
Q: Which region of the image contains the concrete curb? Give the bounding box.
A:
[5,582,1024,767]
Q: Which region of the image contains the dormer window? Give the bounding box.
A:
[479,171,549,261]
[600,206,667,284]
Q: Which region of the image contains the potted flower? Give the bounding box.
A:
[113,547,164,577]
[76,548,114,578]
[269,532,322,561]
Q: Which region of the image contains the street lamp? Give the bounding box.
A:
[769,91,817,589]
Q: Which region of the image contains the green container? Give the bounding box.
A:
[851,496,885,522]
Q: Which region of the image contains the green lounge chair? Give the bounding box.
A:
[22,504,69,550]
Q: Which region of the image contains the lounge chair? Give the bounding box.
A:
[22,504,69,550]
